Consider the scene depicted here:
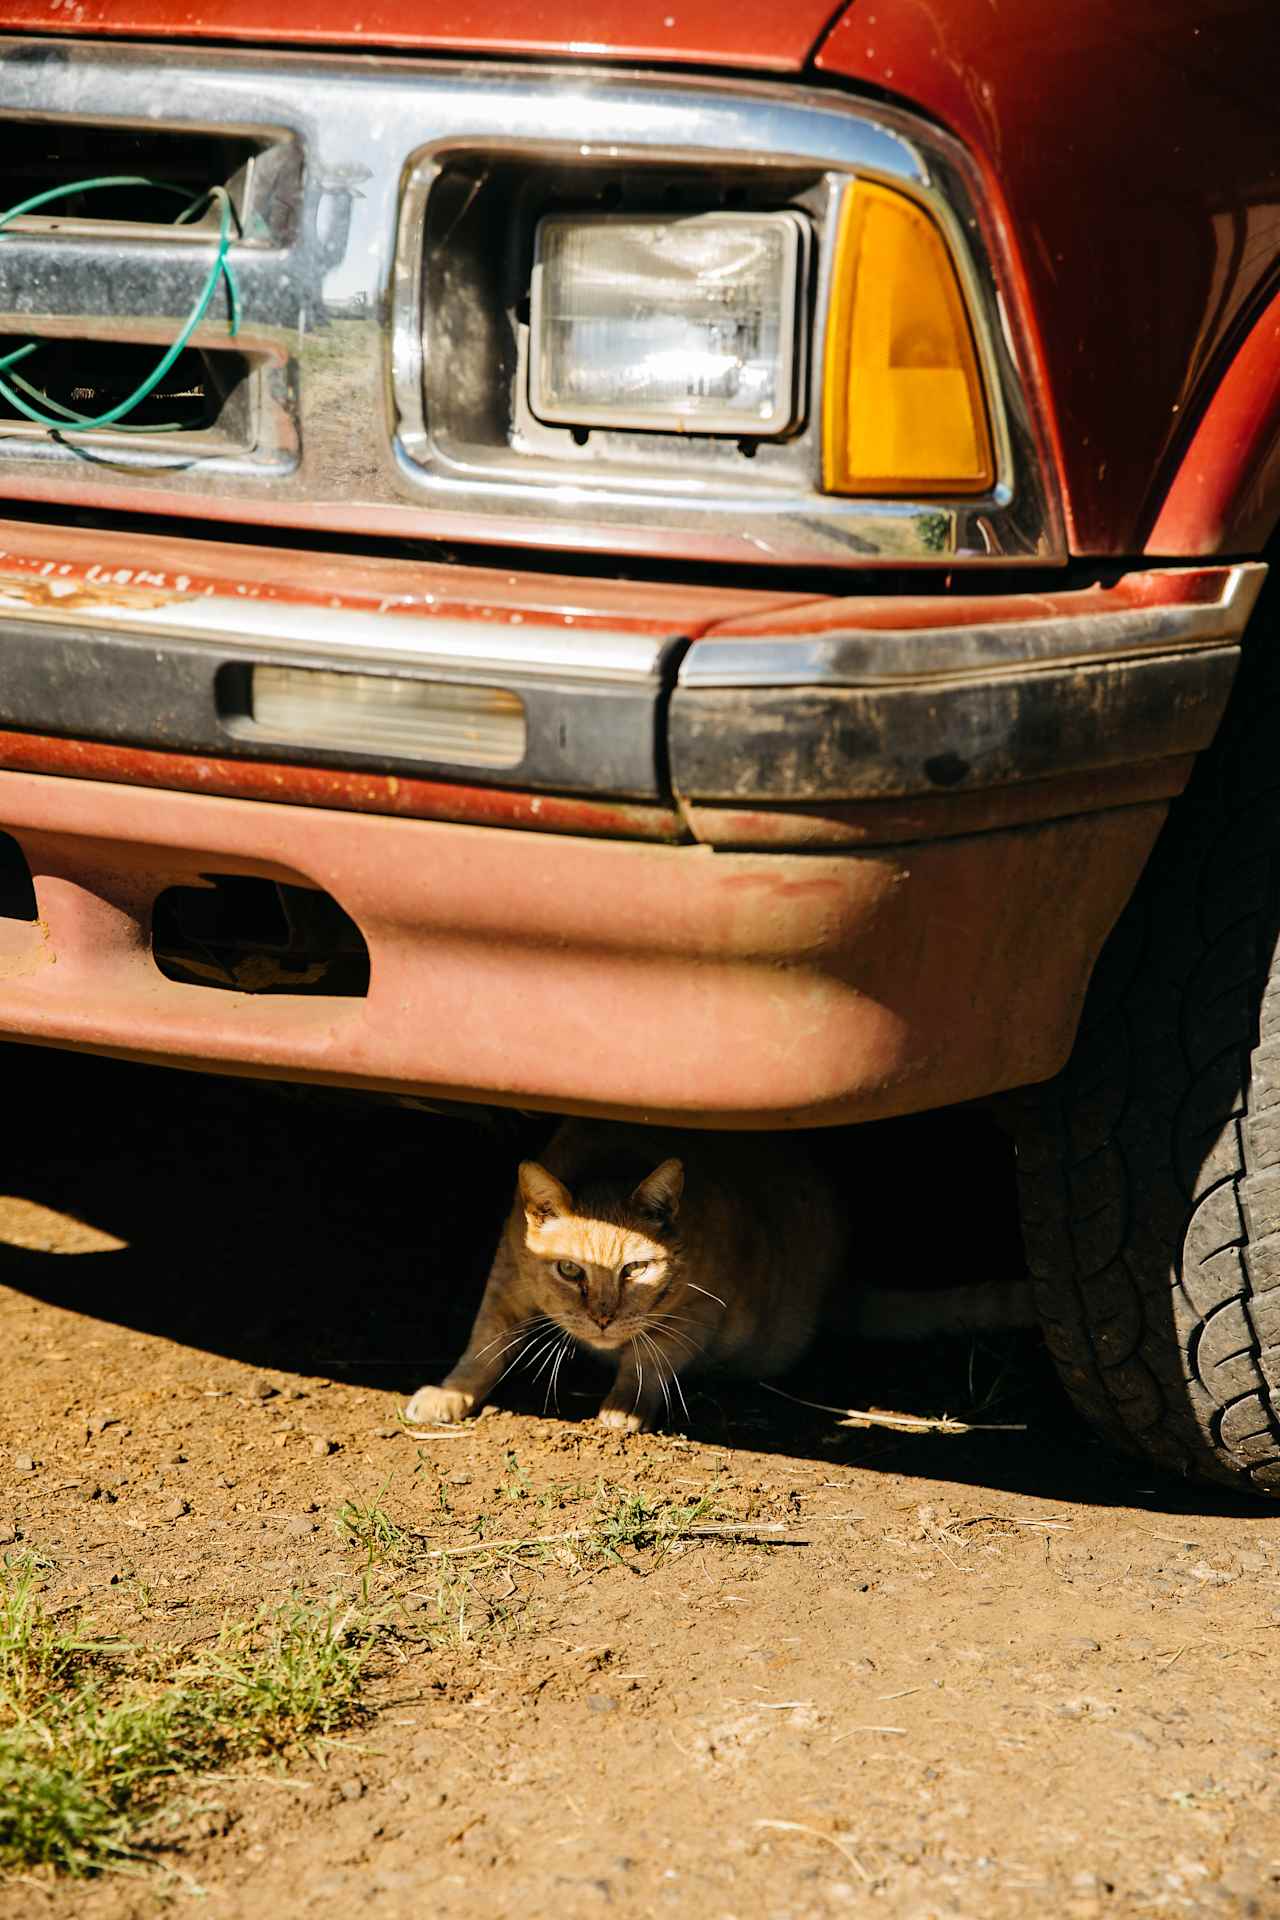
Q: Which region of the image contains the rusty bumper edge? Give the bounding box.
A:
[0,769,1167,1126]
[0,526,1261,840]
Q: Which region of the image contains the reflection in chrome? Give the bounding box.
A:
[679,567,1267,687]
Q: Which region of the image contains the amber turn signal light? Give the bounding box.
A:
[822,182,994,497]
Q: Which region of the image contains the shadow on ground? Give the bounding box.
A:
[0,1042,1268,1520]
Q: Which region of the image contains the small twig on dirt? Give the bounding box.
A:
[830,1726,908,1744]
[192,1773,315,1791]
[418,1520,804,1560]
[759,1382,1027,1434]
[754,1819,872,1884]
[957,1513,1072,1532]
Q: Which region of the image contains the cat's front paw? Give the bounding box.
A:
[597,1404,652,1434]
[404,1384,478,1426]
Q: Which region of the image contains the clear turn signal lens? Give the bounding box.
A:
[248,667,527,768]
[822,182,994,496]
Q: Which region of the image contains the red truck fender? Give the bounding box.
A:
[1145,285,1280,557]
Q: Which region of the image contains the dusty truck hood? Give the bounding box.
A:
[0,0,849,69]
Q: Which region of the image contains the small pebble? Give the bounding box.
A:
[13,1455,35,1474]
[87,1414,114,1436]
[165,1451,186,1466]
[0,1523,17,1545]
[586,1694,617,1713]
[248,1379,278,1402]
[1067,1636,1102,1653]
[339,1778,365,1801]
[447,1472,473,1486]
[311,1437,336,1458]
[162,1497,188,1522]
[284,1514,317,1536]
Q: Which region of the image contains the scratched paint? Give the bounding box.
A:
[0,730,684,842]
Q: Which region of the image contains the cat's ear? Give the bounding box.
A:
[518,1161,573,1225]
[631,1157,683,1223]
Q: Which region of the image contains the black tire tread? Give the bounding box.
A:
[1012,590,1280,1495]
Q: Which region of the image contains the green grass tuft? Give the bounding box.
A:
[0,1559,378,1879]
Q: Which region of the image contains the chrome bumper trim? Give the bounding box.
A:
[678,565,1266,687]
[0,588,677,685]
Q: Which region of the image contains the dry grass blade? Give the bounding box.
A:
[419,1519,800,1560]
[754,1819,872,1883]
[759,1381,1027,1433]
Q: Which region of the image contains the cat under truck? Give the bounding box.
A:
[0,0,1276,1491]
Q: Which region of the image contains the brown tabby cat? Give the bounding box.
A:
[404,1120,846,1433]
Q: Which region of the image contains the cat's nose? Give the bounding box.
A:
[589,1308,612,1329]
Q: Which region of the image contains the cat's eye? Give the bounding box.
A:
[555,1260,584,1282]
[620,1261,651,1281]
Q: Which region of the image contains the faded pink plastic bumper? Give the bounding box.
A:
[0,766,1163,1126]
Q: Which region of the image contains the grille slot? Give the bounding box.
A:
[0,122,267,230]
[0,337,258,446]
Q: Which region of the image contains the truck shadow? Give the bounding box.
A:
[0,1045,1270,1520]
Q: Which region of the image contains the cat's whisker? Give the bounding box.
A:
[685,1282,728,1309]
[494,1326,558,1388]
[652,1328,690,1436]
[477,1315,551,1364]
[542,1331,572,1413]
[652,1312,703,1340]
[547,1331,572,1416]
[650,1311,713,1340]
[638,1329,672,1425]
[651,1318,705,1362]
[643,1326,691,1428]
[522,1330,566,1382]
[530,1328,570,1387]
[630,1336,645,1417]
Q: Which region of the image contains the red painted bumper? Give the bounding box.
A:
[0,766,1164,1126]
[0,520,1261,1123]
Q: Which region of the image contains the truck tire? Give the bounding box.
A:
[1011,574,1280,1494]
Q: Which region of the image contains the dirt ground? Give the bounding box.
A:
[2,1044,1279,1920]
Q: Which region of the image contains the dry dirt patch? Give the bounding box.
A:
[0,1049,1279,1918]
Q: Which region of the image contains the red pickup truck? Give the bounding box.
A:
[0,0,1276,1494]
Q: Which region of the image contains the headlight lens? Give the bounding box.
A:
[529,211,808,436]
[822,182,994,496]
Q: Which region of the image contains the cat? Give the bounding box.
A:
[404,1119,847,1433]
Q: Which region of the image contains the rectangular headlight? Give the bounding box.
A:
[529,211,808,436]
[246,666,527,768]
